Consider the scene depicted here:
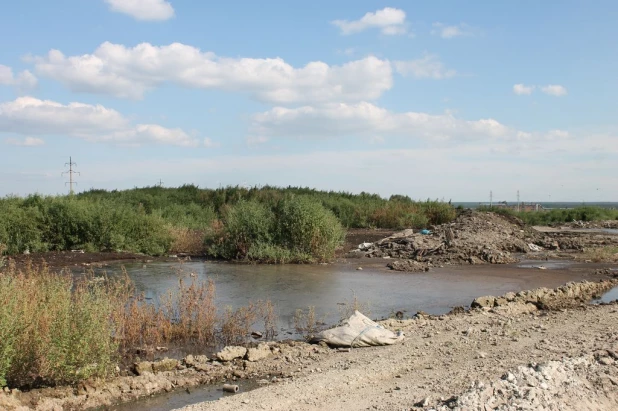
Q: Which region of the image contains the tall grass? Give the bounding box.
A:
[0,262,121,388]
[0,263,279,389]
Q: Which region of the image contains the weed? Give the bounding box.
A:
[337,292,371,322]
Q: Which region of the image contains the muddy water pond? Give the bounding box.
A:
[103,259,602,334]
[99,259,613,411]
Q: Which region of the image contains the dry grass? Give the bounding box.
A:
[0,261,121,388]
[577,246,618,263]
[0,261,278,389]
[337,292,371,322]
[294,306,327,340]
[168,227,205,255]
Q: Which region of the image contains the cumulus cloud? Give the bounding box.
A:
[250,101,567,144]
[104,0,174,21]
[394,55,456,79]
[0,97,201,147]
[0,64,38,91]
[431,23,475,39]
[332,7,407,35]
[4,137,45,146]
[541,84,567,96]
[513,84,535,95]
[31,42,393,103]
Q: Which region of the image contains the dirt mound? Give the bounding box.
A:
[355,211,537,272]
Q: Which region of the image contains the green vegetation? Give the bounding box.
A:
[0,263,121,388]
[0,262,277,389]
[0,185,456,262]
[478,205,618,225]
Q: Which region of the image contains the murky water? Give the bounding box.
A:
[101,259,594,333]
[104,380,259,411]
[96,259,611,411]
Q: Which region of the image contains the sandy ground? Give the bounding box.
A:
[177,301,618,411]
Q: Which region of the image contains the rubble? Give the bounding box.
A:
[356,211,618,272]
[361,211,533,272]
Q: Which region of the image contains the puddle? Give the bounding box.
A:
[102,380,260,411]
[516,260,573,270]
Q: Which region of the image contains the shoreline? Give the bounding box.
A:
[1,276,617,411]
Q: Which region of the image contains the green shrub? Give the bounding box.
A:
[210,200,275,260]
[277,197,345,262]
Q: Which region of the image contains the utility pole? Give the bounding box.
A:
[490,190,493,207]
[517,190,520,212]
[62,156,80,195]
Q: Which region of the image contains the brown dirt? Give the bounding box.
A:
[338,228,396,255]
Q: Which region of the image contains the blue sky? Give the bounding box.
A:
[0,0,616,201]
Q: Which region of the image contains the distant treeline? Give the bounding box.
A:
[478,205,618,225]
[0,185,456,262]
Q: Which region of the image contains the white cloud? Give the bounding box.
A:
[0,64,38,91]
[104,0,174,21]
[31,42,393,103]
[332,7,407,36]
[541,84,567,96]
[0,97,200,147]
[431,23,474,39]
[203,137,220,148]
[250,101,566,144]
[394,55,456,79]
[513,84,535,95]
[4,137,45,146]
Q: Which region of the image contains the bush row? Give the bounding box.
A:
[0,185,457,260]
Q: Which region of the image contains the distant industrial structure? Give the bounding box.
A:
[479,201,545,211]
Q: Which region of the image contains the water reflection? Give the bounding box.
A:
[94,260,589,333]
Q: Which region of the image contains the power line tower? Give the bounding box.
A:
[489,190,493,207]
[157,179,164,187]
[517,190,520,212]
[62,156,80,195]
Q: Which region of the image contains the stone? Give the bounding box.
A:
[133,361,154,375]
[216,346,247,362]
[494,297,508,306]
[504,292,517,302]
[598,357,614,366]
[471,296,496,309]
[246,343,272,362]
[152,358,179,373]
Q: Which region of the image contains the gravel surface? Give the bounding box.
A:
[176,300,618,411]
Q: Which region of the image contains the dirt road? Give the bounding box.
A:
[178,299,618,410]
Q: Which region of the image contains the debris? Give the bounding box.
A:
[310,311,404,348]
[222,384,239,393]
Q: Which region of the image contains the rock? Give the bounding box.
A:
[471,296,496,309]
[152,358,179,373]
[504,292,517,302]
[598,357,614,366]
[216,346,247,362]
[414,397,431,407]
[246,343,272,362]
[494,297,508,306]
[133,361,154,375]
[184,354,196,367]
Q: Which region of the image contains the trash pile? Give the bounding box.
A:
[352,211,539,272]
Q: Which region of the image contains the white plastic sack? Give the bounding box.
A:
[311,311,404,348]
